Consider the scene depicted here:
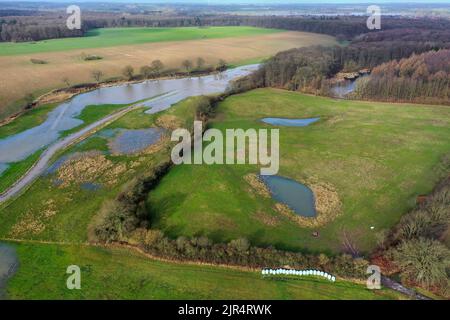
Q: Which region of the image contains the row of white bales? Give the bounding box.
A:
[261,268,336,282]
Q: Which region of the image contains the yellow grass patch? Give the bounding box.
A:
[155,115,183,130]
[9,199,57,237]
[56,151,126,187]
[252,211,280,227]
[244,173,271,198]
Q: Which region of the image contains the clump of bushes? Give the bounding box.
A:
[80,52,103,61]
[93,161,171,242]
[392,238,449,290]
[125,228,370,279]
[30,58,47,64]
[84,55,103,61]
[195,96,215,121]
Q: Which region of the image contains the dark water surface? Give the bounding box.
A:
[261,175,316,217]
[262,117,320,127]
[0,243,19,299]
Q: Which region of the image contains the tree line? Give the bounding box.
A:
[2,10,450,43]
[232,27,450,103]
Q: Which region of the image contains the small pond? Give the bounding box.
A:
[262,117,320,127]
[0,243,19,299]
[331,75,369,98]
[261,175,316,217]
[81,182,102,191]
[108,128,163,155]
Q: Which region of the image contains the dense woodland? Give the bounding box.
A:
[232,26,450,104]
[0,10,87,42]
[353,49,450,104]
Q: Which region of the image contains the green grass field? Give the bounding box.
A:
[146,89,450,254]
[0,27,283,56]
[4,241,401,300]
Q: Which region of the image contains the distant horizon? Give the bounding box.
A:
[2,0,450,4]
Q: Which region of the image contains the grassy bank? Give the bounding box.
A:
[5,241,402,300]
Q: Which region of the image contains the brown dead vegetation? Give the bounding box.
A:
[244,173,271,198]
[56,151,126,187]
[9,199,57,237]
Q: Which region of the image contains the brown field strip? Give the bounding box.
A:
[0,31,337,120]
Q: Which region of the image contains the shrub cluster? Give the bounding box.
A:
[30,58,47,64]
[93,161,171,242]
[378,176,450,295]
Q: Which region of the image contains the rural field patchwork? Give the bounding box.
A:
[0,27,337,120]
[1,10,448,300]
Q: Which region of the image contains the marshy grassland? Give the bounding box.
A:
[0,96,199,241]
[0,103,129,195]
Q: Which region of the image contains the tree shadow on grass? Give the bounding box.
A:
[146,192,188,229]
